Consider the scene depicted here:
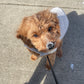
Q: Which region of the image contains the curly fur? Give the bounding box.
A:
[16,9,63,70]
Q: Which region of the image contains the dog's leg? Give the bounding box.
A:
[56,40,63,57]
[46,52,56,70]
[27,49,39,61]
[31,54,39,61]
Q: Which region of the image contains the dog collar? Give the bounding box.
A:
[24,44,57,56]
[50,7,69,39]
[24,7,69,56]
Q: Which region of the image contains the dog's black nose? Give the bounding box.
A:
[47,42,54,50]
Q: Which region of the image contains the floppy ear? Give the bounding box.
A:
[57,25,60,35]
[56,19,60,35]
[16,17,29,39]
[56,38,61,48]
[16,30,22,39]
[16,17,35,48]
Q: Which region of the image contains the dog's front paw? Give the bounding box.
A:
[56,49,62,57]
[56,51,62,57]
[45,64,51,70]
[31,54,38,61]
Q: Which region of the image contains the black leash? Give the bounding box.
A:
[47,56,58,84]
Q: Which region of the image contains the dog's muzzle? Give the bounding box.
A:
[46,42,55,50]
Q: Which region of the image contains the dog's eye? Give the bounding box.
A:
[33,34,38,37]
[48,27,52,32]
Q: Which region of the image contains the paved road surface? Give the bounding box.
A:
[0,0,84,84]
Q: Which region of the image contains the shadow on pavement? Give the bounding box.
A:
[25,11,84,84]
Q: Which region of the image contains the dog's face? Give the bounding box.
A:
[16,9,60,52]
